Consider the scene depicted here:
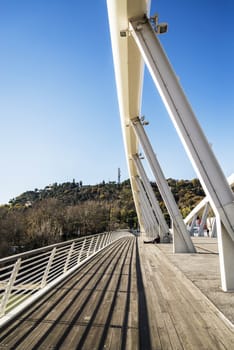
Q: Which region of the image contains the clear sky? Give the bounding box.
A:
[0,0,233,204]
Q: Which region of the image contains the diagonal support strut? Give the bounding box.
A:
[130,15,234,290]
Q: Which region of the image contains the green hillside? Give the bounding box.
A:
[0,178,205,257]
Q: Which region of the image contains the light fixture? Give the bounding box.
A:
[120,30,127,37]
[140,115,149,126]
[150,14,168,34]
[138,153,145,160]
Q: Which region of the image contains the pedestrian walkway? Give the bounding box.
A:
[139,237,234,349]
[158,237,234,327]
[0,235,233,349]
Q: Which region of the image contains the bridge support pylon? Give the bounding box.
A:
[131,117,195,253]
[132,154,169,240]
[134,175,160,239]
[129,15,234,291]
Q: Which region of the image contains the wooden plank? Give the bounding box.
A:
[138,239,234,349]
[59,324,86,349]
[163,313,183,350]
[125,328,139,350]
[105,327,122,350]
[1,236,234,349]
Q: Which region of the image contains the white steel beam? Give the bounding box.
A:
[133,154,169,239]
[131,117,195,253]
[184,197,209,226]
[135,175,159,238]
[106,0,150,232]
[130,16,234,290]
[211,218,217,238]
[184,174,234,226]
[136,189,151,238]
[135,177,154,235]
[139,194,154,238]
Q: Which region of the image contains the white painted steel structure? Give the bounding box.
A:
[131,117,195,253]
[107,0,234,291]
[106,0,195,254]
[133,154,169,239]
[184,174,234,238]
[0,230,130,328]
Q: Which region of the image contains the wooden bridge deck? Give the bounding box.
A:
[0,236,234,349]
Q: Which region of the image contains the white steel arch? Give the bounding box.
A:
[106,0,148,234]
[107,0,195,254]
[107,0,234,291]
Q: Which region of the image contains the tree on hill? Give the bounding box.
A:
[0,177,208,257]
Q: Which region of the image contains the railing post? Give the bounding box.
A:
[63,242,75,273]
[93,235,100,253]
[41,247,56,288]
[107,232,111,244]
[102,233,108,247]
[107,231,112,244]
[87,236,95,257]
[103,232,109,247]
[0,258,22,316]
[99,233,105,249]
[77,238,86,264]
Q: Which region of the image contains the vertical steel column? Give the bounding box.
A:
[133,154,169,238]
[130,16,234,290]
[131,117,195,253]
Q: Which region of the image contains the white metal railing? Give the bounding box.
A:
[0,230,130,327]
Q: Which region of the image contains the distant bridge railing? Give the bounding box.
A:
[0,230,131,327]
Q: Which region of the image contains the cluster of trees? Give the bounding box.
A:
[0,178,205,258]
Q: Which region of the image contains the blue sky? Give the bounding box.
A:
[0,0,233,204]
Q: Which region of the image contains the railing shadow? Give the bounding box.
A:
[52,239,132,350]
[135,238,152,350]
[0,236,152,350]
[0,241,124,348]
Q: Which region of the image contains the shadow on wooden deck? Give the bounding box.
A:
[0,237,151,349]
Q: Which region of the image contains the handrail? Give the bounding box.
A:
[0,230,131,327]
[0,232,105,264]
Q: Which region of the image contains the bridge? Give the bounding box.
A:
[1,233,234,348]
[1,0,234,348]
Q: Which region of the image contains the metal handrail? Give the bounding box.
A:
[0,230,130,327]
